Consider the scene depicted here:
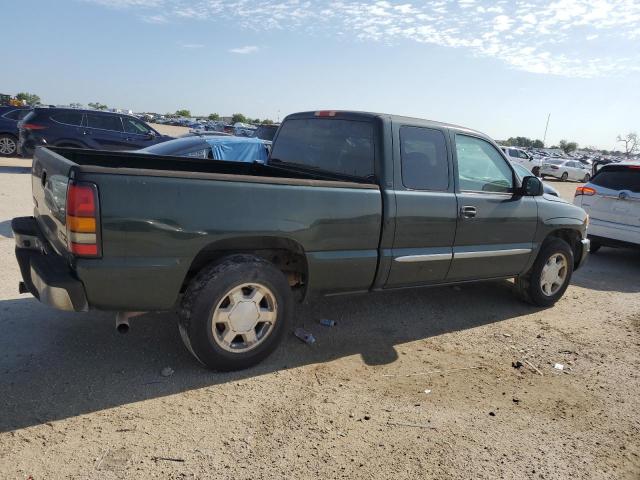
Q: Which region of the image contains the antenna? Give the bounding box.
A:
[542,113,551,146]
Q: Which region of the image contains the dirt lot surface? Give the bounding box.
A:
[1,145,639,479]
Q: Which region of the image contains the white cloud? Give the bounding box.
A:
[142,14,167,24]
[82,0,640,78]
[229,45,259,54]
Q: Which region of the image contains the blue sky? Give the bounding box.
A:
[3,0,639,149]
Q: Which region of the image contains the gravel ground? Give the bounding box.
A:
[0,140,639,479]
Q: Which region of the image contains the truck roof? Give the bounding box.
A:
[286,110,491,140]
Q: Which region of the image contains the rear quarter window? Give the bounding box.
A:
[51,111,84,126]
[592,168,640,193]
[270,118,374,179]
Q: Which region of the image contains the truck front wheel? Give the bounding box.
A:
[515,238,574,307]
[179,255,292,371]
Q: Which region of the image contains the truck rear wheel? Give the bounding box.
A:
[178,254,292,371]
[515,238,574,307]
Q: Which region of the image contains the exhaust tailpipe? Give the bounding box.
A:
[115,311,145,334]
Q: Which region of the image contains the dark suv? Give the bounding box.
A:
[0,106,32,156]
[18,108,172,157]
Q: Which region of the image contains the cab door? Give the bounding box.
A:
[447,133,538,281]
[384,124,457,287]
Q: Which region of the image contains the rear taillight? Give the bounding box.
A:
[66,182,100,257]
[21,123,47,130]
[575,186,596,196]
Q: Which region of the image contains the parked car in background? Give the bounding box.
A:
[574,162,640,252]
[17,108,173,157]
[253,124,279,141]
[0,106,31,156]
[501,146,543,176]
[139,135,270,163]
[511,163,560,197]
[540,159,591,182]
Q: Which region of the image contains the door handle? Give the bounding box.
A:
[460,206,477,218]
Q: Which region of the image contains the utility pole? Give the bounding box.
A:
[542,113,551,146]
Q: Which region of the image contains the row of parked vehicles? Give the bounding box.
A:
[0,106,279,158]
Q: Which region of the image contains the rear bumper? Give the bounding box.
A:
[12,216,88,312]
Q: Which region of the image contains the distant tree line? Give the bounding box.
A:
[498,136,545,148]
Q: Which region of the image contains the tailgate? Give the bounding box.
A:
[31,147,77,255]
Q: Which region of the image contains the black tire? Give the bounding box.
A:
[532,166,540,177]
[589,241,601,253]
[178,254,292,371]
[0,134,17,157]
[515,238,574,307]
[583,173,590,183]
[560,172,568,181]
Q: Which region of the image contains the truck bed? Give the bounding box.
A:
[45,147,377,186]
[30,146,383,311]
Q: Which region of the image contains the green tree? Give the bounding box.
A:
[69,102,83,109]
[261,118,275,124]
[208,113,220,121]
[231,113,247,124]
[88,102,108,110]
[16,92,41,105]
[175,109,191,117]
[532,139,544,148]
[559,139,578,154]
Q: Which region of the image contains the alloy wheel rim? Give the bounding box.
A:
[540,253,568,296]
[0,137,16,155]
[211,283,277,353]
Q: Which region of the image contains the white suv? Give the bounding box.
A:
[573,162,640,252]
[500,147,543,176]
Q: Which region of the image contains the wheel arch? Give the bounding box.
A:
[181,236,309,300]
[545,228,584,269]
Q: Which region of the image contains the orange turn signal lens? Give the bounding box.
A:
[575,186,596,196]
[67,215,96,233]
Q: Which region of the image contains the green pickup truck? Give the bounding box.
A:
[12,110,589,370]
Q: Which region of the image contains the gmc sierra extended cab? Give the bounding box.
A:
[13,111,590,371]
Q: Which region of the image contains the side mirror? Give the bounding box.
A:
[521,176,544,196]
[146,131,157,140]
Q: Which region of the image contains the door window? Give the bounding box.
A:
[123,117,152,135]
[86,114,123,132]
[455,135,513,193]
[400,126,449,190]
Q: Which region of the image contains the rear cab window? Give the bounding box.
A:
[270,117,375,180]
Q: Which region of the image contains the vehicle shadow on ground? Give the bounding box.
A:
[0,280,540,432]
[0,220,13,238]
[572,247,640,293]
[0,166,30,174]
